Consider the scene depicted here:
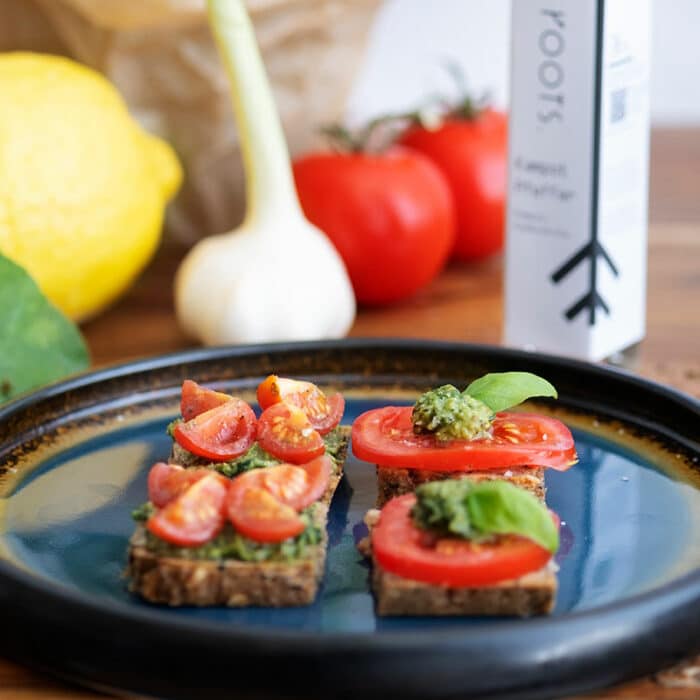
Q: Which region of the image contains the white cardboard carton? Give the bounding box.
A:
[504,0,651,361]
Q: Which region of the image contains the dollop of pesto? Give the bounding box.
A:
[412,479,474,538]
[137,505,323,562]
[411,384,493,441]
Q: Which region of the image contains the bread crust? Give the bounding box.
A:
[375,465,546,506]
[371,555,557,617]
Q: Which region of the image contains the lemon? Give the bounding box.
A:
[0,52,182,321]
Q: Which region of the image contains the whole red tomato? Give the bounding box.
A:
[399,109,507,261]
[293,147,455,305]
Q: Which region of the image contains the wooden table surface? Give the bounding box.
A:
[1,128,699,699]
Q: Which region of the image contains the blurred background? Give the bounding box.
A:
[3,0,697,243]
[0,0,698,384]
[349,0,700,125]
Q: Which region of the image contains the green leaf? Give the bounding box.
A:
[464,371,557,412]
[0,254,89,404]
[466,481,559,553]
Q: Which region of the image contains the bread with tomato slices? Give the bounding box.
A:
[128,504,328,607]
[352,381,577,507]
[359,480,560,617]
[168,379,350,505]
[127,457,334,607]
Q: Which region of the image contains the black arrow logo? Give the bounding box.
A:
[550,240,619,326]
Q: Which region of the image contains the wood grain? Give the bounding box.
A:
[1,128,699,700]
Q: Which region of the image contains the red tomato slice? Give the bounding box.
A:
[373,494,554,587]
[231,455,331,511]
[226,485,305,543]
[147,474,227,547]
[257,403,325,464]
[352,407,577,471]
[173,398,257,462]
[180,380,231,421]
[147,462,228,508]
[257,375,344,435]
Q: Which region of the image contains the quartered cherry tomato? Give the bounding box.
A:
[227,486,305,543]
[373,494,554,586]
[147,461,228,508]
[256,375,344,435]
[232,456,331,511]
[147,474,227,547]
[256,403,325,464]
[180,380,231,421]
[173,398,256,462]
[352,408,577,472]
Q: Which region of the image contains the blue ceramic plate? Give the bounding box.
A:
[0,340,698,700]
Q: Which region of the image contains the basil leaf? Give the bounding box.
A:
[0,254,89,404]
[464,371,557,412]
[466,481,559,553]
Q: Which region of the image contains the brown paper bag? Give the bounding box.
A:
[0,0,379,242]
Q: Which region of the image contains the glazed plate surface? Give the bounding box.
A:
[0,340,698,700]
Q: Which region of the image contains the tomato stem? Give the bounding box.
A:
[321,64,492,154]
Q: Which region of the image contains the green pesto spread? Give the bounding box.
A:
[133,504,323,562]
[410,480,559,553]
[411,384,493,441]
[213,442,281,478]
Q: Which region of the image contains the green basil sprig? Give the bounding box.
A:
[464,371,557,413]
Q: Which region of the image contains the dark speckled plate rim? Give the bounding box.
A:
[0,339,699,700]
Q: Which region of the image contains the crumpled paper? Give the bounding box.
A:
[0,0,379,242]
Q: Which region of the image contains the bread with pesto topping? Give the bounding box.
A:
[127,503,327,607]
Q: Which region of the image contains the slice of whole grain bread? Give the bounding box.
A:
[127,524,327,607]
[127,501,329,608]
[371,555,557,617]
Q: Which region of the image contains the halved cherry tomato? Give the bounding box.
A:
[227,486,305,543]
[257,375,344,435]
[372,494,554,586]
[231,456,331,511]
[352,408,577,471]
[147,474,227,547]
[147,462,228,508]
[173,398,257,462]
[180,380,231,421]
[257,403,325,464]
